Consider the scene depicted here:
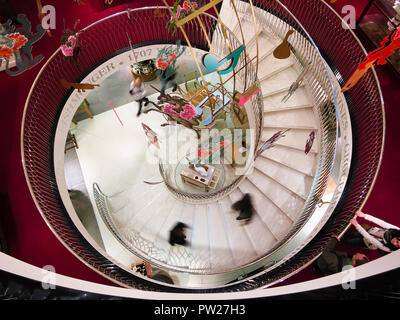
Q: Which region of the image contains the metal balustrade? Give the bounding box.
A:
[20,1,384,291]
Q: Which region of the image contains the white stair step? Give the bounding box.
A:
[258,54,294,80]
[153,201,186,261]
[189,205,211,270]
[166,204,196,269]
[179,204,196,244]
[260,66,301,94]
[260,144,318,177]
[264,108,317,128]
[141,196,178,244]
[122,184,165,224]
[261,128,318,153]
[109,183,162,228]
[263,87,312,108]
[264,103,314,113]
[247,170,304,222]
[229,188,278,254]
[262,85,302,98]
[129,192,171,232]
[206,202,235,270]
[239,179,293,241]
[255,156,315,199]
[217,196,258,265]
[246,31,277,60]
[253,165,307,201]
[107,179,161,213]
[272,141,318,154]
[233,18,257,45]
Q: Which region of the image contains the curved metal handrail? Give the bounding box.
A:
[88,3,341,276]
[20,1,384,291]
[230,0,385,289]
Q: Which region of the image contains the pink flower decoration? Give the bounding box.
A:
[170,5,182,22]
[67,35,76,48]
[61,45,74,56]
[163,104,180,116]
[180,104,197,120]
[60,35,77,57]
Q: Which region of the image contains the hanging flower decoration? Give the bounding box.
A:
[0,33,28,60]
[180,104,197,120]
[60,35,77,57]
[170,5,182,22]
[166,0,201,35]
[156,58,169,70]
[156,52,177,70]
[0,14,45,76]
[163,104,197,120]
[182,1,197,12]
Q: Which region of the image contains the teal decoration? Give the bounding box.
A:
[202,45,246,75]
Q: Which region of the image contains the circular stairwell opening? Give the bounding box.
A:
[20,2,384,292]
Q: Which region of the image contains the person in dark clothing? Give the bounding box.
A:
[231,193,254,221]
[158,65,178,98]
[315,236,369,276]
[169,222,188,246]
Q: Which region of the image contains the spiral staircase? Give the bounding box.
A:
[21,0,385,292]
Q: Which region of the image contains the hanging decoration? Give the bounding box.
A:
[60,19,82,64]
[255,129,290,160]
[165,0,206,35]
[144,90,201,137]
[202,45,246,75]
[163,104,198,121]
[281,62,311,103]
[60,79,100,92]
[155,40,186,80]
[342,26,400,92]
[0,14,45,76]
[142,123,160,149]
[273,30,294,59]
[233,84,260,107]
[305,131,315,155]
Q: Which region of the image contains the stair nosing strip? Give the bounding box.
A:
[262,83,305,98]
[263,104,313,113]
[263,125,318,130]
